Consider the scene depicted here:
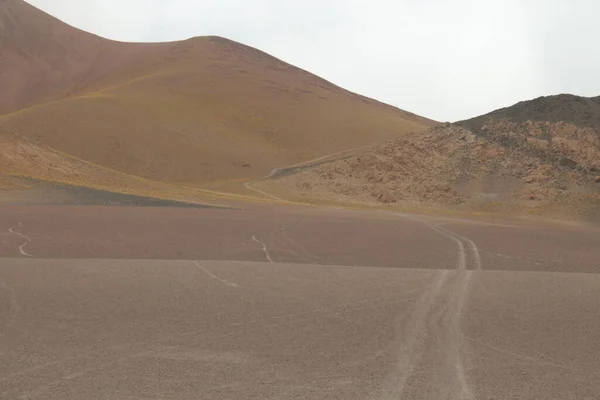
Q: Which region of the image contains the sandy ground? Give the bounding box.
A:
[2,203,600,399]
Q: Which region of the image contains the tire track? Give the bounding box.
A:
[377,269,451,399]
[445,270,475,400]
[435,225,482,271]
[8,222,33,257]
[381,213,481,399]
[194,261,239,287]
[252,235,274,263]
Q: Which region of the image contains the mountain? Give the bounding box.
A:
[268,94,600,220]
[0,0,434,196]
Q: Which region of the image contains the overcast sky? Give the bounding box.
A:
[26,0,600,122]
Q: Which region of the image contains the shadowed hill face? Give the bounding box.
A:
[276,94,600,219]
[0,0,434,188]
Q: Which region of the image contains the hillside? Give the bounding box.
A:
[266,94,600,220]
[0,0,167,114]
[0,0,434,195]
[0,129,254,205]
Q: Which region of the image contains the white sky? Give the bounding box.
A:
[25,0,600,122]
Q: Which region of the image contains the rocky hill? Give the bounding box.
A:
[268,94,600,220]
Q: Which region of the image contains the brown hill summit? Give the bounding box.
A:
[270,94,600,220]
[0,0,434,196]
[0,0,163,114]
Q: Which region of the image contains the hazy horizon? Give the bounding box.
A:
[24,0,600,122]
